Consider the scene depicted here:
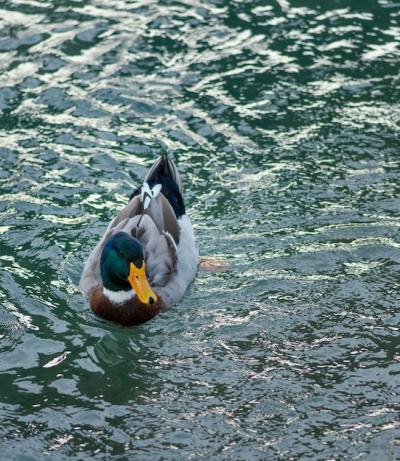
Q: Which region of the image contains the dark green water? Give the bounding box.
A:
[1,0,399,459]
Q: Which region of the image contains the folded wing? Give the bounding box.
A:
[80,185,180,296]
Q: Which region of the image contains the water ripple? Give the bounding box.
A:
[0,0,399,459]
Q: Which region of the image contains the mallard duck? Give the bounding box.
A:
[80,154,198,325]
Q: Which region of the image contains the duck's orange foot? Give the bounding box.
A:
[198,256,229,272]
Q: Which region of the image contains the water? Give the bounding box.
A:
[0,0,399,459]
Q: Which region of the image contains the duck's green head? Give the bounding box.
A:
[100,232,157,304]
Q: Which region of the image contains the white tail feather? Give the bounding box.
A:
[141,182,162,210]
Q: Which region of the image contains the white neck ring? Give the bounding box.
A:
[103,288,135,304]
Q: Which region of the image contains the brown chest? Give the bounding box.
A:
[89,285,165,326]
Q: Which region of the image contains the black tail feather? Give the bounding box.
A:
[130,154,185,218]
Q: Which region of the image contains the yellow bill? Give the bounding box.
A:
[128,262,158,304]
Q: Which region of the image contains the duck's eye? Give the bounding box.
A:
[117,250,123,257]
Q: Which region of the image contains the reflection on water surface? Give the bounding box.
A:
[0,0,399,459]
